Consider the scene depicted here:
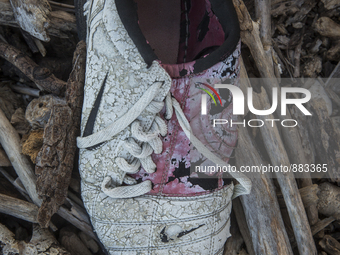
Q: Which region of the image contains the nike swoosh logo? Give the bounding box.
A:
[160,224,205,243]
[82,73,108,149]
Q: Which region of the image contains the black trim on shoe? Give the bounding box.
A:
[75,0,87,41]
[82,73,108,150]
[115,0,158,67]
[115,0,240,76]
[193,0,240,74]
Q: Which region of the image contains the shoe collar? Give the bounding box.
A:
[114,0,240,77]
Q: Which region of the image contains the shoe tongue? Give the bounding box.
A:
[135,0,181,64]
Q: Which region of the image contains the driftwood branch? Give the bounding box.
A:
[9,0,51,41]
[0,41,66,95]
[0,193,38,223]
[236,124,293,255]
[236,58,293,254]
[253,87,317,255]
[0,0,77,39]
[232,1,318,254]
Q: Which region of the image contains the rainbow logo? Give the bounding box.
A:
[196,82,222,106]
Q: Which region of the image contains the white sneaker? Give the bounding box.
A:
[76,0,251,254]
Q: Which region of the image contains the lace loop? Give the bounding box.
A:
[101,177,152,198]
[115,157,140,174]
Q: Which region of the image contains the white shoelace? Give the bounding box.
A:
[77,82,251,199]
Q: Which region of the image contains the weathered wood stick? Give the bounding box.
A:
[319,235,340,255]
[0,42,66,95]
[0,108,42,205]
[57,206,97,241]
[236,58,293,255]
[289,106,318,225]
[253,88,317,255]
[0,0,77,39]
[59,227,93,255]
[0,193,38,223]
[9,0,51,41]
[10,84,40,97]
[0,167,32,202]
[232,0,311,174]
[311,214,340,236]
[224,212,245,255]
[0,223,70,254]
[236,124,293,255]
[254,0,273,71]
[307,91,340,182]
[233,0,320,239]
[232,198,256,255]
[0,148,11,167]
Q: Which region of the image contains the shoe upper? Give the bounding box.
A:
[77,0,251,253]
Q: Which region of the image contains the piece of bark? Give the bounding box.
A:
[317,182,340,217]
[59,227,92,255]
[303,56,322,78]
[236,124,293,255]
[9,0,51,41]
[35,100,73,228]
[319,235,340,255]
[22,129,44,164]
[252,88,317,255]
[314,17,340,39]
[0,223,70,255]
[0,193,38,223]
[35,41,86,228]
[0,41,66,95]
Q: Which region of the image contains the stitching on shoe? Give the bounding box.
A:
[93,199,231,225]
